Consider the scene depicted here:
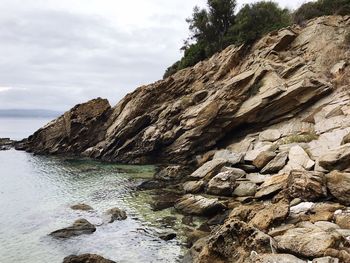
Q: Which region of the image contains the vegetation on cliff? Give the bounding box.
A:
[164,0,350,78]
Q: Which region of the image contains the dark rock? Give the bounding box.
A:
[159,232,177,241]
[105,208,127,223]
[70,204,93,211]
[137,180,165,190]
[63,254,116,263]
[50,219,96,238]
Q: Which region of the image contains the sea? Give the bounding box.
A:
[0,117,183,263]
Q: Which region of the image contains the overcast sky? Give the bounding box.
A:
[0,0,307,111]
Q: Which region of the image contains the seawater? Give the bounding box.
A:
[0,118,183,263]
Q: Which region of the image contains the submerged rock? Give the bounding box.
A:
[50,219,96,238]
[70,204,93,211]
[63,254,116,263]
[105,208,127,223]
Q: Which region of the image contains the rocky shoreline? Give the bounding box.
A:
[11,15,350,262]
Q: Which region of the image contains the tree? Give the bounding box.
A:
[230,1,291,45]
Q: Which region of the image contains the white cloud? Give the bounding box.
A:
[0,0,308,110]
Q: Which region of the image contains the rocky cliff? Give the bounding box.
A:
[20,15,350,262]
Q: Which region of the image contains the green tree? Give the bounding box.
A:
[230,1,291,45]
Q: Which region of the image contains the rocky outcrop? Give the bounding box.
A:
[0,138,15,151]
[20,15,350,263]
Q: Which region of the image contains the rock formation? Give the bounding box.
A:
[20,15,350,262]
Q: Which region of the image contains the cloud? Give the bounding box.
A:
[0,0,306,111]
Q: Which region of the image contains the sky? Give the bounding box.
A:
[0,0,307,111]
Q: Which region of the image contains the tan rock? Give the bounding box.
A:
[255,173,288,198]
[326,171,350,205]
[259,129,281,142]
[261,151,288,174]
[206,171,238,196]
[252,151,276,169]
[174,195,225,216]
[283,145,315,172]
[189,159,227,180]
[334,210,350,229]
[183,181,205,194]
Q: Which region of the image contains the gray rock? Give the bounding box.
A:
[63,254,116,263]
[189,158,227,180]
[319,144,350,171]
[233,182,257,197]
[105,208,127,223]
[174,194,225,216]
[259,129,281,142]
[213,149,243,165]
[261,151,288,174]
[246,173,271,184]
[206,169,244,196]
[183,181,205,194]
[252,151,276,169]
[255,174,288,198]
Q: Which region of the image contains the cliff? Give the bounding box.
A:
[19,16,350,262]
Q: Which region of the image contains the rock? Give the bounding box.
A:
[272,28,297,52]
[259,129,281,142]
[213,149,243,165]
[255,173,288,198]
[194,219,273,262]
[334,210,350,229]
[287,170,327,201]
[249,200,289,231]
[232,181,257,197]
[313,257,339,263]
[290,202,314,215]
[206,170,241,196]
[189,159,227,180]
[246,173,271,184]
[261,151,288,174]
[154,165,188,181]
[159,232,177,241]
[150,191,182,211]
[252,151,276,169]
[283,145,315,171]
[105,208,127,223]
[183,181,205,194]
[137,180,165,190]
[174,194,225,216]
[319,144,350,171]
[330,60,346,76]
[50,219,96,238]
[342,132,350,145]
[268,224,295,237]
[70,204,93,211]
[275,227,341,258]
[249,253,306,263]
[326,171,350,205]
[63,254,116,263]
[245,144,274,162]
[0,138,14,151]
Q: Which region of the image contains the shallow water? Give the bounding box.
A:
[0,150,184,263]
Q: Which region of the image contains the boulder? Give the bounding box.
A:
[183,181,205,194]
[189,159,227,180]
[232,181,257,197]
[213,149,243,165]
[252,151,276,169]
[275,227,341,258]
[50,219,96,238]
[206,170,241,196]
[258,129,281,142]
[249,253,306,263]
[246,173,271,184]
[319,144,350,171]
[255,173,288,198]
[174,194,225,216]
[287,170,327,201]
[154,165,188,181]
[105,208,127,223]
[334,210,350,229]
[326,171,350,205]
[63,254,116,263]
[195,219,273,262]
[70,204,93,211]
[261,151,288,174]
[312,257,340,263]
[283,145,315,171]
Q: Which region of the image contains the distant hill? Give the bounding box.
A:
[0,109,62,118]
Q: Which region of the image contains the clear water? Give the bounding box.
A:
[0,118,184,263]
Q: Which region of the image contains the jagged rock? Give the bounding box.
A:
[245,144,275,162]
[195,219,273,263]
[189,159,227,180]
[252,151,276,169]
[246,173,271,184]
[275,227,341,258]
[319,144,350,171]
[261,151,288,174]
[183,181,205,194]
[255,173,288,198]
[341,132,350,145]
[174,194,225,216]
[312,257,339,263]
[258,129,281,142]
[70,204,93,211]
[50,219,96,238]
[159,232,177,241]
[232,181,257,197]
[330,60,346,76]
[287,170,327,201]
[105,208,127,223]
[23,98,111,155]
[283,145,315,172]
[63,254,116,263]
[249,201,289,231]
[326,171,350,205]
[0,138,14,151]
[213,149,243,165]
[154,165,188,181]
[206,169,244,196]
